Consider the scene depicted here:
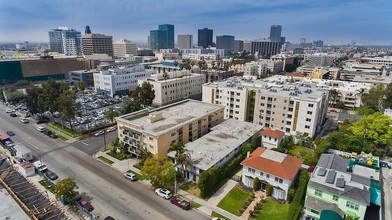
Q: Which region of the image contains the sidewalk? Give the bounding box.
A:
[94,151,243,220]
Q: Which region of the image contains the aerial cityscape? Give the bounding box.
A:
[0,1,392,220]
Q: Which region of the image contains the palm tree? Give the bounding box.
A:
[77,82,87,101]
[330,89,340,107]
[168,141,191,178]
[356,88,367,106]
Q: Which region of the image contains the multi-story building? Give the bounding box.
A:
[113,39,137,58]
[198,28,213,49]
[304,153,381,220]
[182,53,219,61]
[241,147,303,200]
[178,34,193,49]
[270,54,295,68]
[168,119,262,182]
[68,69,98,86]
[340,62,384,81]
[93,64,154,97]
[251,39,280,57]
[352,74,392,86]
[138,70,204,106]
[229,62,259,76]
[313,40,324,48]
[305,54,337,67]
[82,33,113,57]
[202,76,330,137]
[48,26,82,56]
[150,30,167,50]
[179,48,226,59]
[234,40,244,52]
[243,41,252,52]
[216,35,235,52]
[361,56,392,65]
[159,24,175,49]
[115,99,225,156]
[269,25,282,42]
[258,59,284,75]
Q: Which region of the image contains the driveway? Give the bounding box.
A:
[207,179,238,206]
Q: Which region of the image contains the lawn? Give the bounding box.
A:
[98,156,114,164]
[217,186,252,216]
[57,135,68,141]
[38,179,55,193]
[254,198,289,220]
[287,146,318,165]
[211,211,230,220]
[48,122,79,138]
[189,200,201,208]
[180,182,201,197]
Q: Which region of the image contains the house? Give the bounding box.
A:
[167,119,262,182]
[304,153,380,220]
[241,147,303,200]
[260,128,285,149]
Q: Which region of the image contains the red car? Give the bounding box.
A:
[78,200,94,212]
[170,196,191,210]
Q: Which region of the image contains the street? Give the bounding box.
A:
[0,106,209,220]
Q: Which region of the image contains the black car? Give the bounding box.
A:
[104,217,115,220]
[37,117,50,124]
[10,113,17,117]
[6,131,15,136]
[45,170,59,180]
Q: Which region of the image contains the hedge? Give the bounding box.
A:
[286,171,310,220]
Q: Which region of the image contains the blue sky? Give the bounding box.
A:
[0,0,391,45]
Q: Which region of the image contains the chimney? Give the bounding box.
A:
[247,151,250,158]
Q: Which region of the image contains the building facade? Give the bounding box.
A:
[82,33,113,57]
[159,24,175,49]
[113,39,137,58]
[260,128,285,149]
[48,26,82,56]
[234,40,244,52]
[93,64,154,97]
[68,69,98,86]
[138,70,204,106]
[150,30,167,50]
[115,99,225,156]
[198,28,213,49]
[216,35,235,52]
[251,39,280,57]
[177,34,193,49]
[269,25,282,42]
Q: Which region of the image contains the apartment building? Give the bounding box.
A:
[113,39,137,58]
[304,153,381,220]
[115,99,225,156]
[305,54,338,67]
[138,70,204,106]
[202,76,329,137]
[229,62,259,76]
[361,56,392,65]
[340,62,383,81]
[82,33,113,57]
[230,59,283,78]
[93,64,154,97]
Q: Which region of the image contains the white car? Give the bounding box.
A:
[124,172,137,181]
[106,127,116,132]
[155,188,172,199]
[33,161,47,173]
[6,109,15,113]
[94,130,104,136]
[20,118,30,123]
[36,125,45,132]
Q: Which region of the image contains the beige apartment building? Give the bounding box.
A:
[82,33,113,57]
[138,70,204,106]
[115,99,225,156]
[113,39,137,58]
[202,77,329,137]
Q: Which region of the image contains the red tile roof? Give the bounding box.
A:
[261,128,285,139]
[241,147,303,181]
[285,72,304,77]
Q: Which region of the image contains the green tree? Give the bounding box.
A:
[137,145,152,166]
[105,106,120,123]
[296,132,314,148]
[266,185,273,196]
[40,78,62,112]
[58,89,80,131]
[330,89,340,106]
[14,80,30,87]
[25,87,44,114]
[5,90,24,101]
[356,106,376,116]
[168,141,190,178]
[77,81,87,101]
[384,83,392,109]
[278,135,295,152]
[141,154,175,188]
[362,84,385,112]
[55,178,79,203]
[183,59,192,70]
[253,177,260,191]
[132,81,155,107]
[120,99,142,114]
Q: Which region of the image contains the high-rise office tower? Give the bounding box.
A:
[234,40,244,52]
[198,28,213,49]
[251,39,280,56]
[82,33,113,57]
[269,25,282,42]
[178,34,193,49]
[85,25,92,34]
[313,40,324,48]
[216,35,235,51]
[48,26,82,56]
[159,24,175,49]
[150,30,167,50]
[113,39,137,58]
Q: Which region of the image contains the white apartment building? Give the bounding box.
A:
[182,53,219,60]
[258,59,284,75]
[270,54,295,67]
[179,48,226,58]
[113,39,137,58]
[361,56,392,65]
[340,62,383,80]
[202,76,330,137]
[138,70,204,106]
[229,62,259,76]
[305,54,338,67]
[93,64,155,97]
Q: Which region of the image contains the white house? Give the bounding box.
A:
[241,147,303,200]
[261,128,285,149]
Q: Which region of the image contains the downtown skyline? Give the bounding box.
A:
[0,0,391,45]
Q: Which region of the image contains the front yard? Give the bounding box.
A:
[253,198,289,220]
[217,186,253,216]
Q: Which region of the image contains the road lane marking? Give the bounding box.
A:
[80,141,89,146]
[77,165,170,220]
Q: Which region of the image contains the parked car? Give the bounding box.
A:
[13,157,27,164]
[106,127,116,132]
[78,200,94,212]
[124,172,137,181]
[45,170,59,180]
[104,216,115,220]
[301,217,319,220]
[33,161,47,173]
[20,117,29,123]
[43,129,57,139]
[94,130,104,136]
[6,131,15,136]
[155,188,172,199]
[211,218,223,220]
[37,117,50,124]
[380,161,391,169]
[6,109,15,113]
[10,113,17,117]
[36,126,45,132]
[170,196,191,210]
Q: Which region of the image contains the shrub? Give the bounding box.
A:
[287,188,296,203]
[253,177,260,191]
[286,171,310,220]
[266,185,273,196]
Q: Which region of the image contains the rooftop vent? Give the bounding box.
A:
[147,112,163,123]
[317,167,327,176]
[336,177,346,188]
[325,170,336,184]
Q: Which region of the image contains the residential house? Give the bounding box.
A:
[260,128,285,149]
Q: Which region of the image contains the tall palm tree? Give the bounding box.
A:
[356,88,367,106]
[77,81,87,101]
[168,141,191,179]
[330,89,340,106]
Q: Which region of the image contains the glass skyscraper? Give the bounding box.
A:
[269,25,282,42]
[198,28,213,49]
[159,24,174,49]
[149,24,174,50]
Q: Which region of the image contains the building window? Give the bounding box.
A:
[266,174,270,179]
[315,189,323,197]
[260,172,263,176]
[346,201,359,210]
[308,104,314,107]
[149,137,153,141]
[310,209,319,215]
[171,132,176,137]
[306,118,311,122]
[305,125,310,129]
[289,100,294,105]
[307,111,312,115]
[333,195,339,201]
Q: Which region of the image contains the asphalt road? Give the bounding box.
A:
[0,105,209,220]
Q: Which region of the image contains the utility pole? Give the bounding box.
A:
[103,129,107,151]
[174,159,177,195]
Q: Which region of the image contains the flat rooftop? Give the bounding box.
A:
[117,99,224,136]
[0,187,30,220]
[168,119,262,171]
